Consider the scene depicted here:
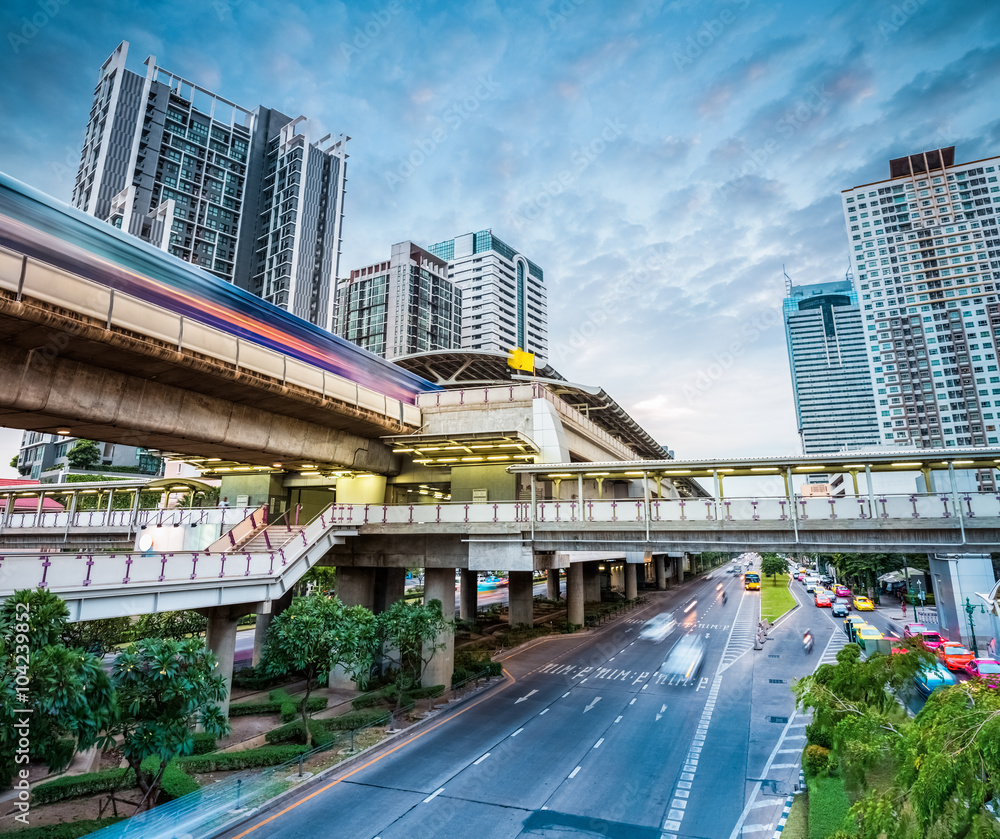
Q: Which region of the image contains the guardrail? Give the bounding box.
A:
[0,506,256,532]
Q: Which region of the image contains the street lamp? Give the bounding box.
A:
[964,597,987,657]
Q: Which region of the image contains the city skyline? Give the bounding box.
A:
[1,0,998,475]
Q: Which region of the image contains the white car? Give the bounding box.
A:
[638,612,677,642]
[660,634,706,681]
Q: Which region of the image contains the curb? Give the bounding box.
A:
[766,577,801,631]
[772,772,807,838]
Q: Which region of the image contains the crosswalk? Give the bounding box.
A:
[717,593,761,674]
[818,627,850,665]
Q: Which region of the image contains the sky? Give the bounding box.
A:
[1,0,999,477]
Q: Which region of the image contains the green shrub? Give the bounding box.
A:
[32,768,134,805]
[190,733,217,755]
[178,745,309,773]
[0,817,124,839]
[229,689,326,720]
[802,744,832,777]
[407,685,445,700]
[351,691,384,710]
[805,720,834,750]
[322,709,391,731]
[807,775,851,839]
[139,757,199,800]
[228,700,283,717]
[279,696,328,723]
[263,719,335,747]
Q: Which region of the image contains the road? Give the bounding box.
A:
[223,569,827,839]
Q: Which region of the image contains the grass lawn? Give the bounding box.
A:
[781,794,808,839]
[760,576,797,623]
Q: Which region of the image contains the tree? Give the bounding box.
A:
[0,590,115,788]
[377,599,451,722]
[65,439,102,471]
[259,594,377,746]
[100,637,229,808]
[760,553,789,582]
[62,616,133,657]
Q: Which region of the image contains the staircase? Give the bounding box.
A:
[233,524,305,553]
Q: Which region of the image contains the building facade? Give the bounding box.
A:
[842,146,1000,449]
[15,431,163,482]
[783,278,881,454]
[336,242,461,359]
[72,41,348,331]
[428,230,547,359]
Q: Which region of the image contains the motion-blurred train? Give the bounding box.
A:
[0,172,435,405]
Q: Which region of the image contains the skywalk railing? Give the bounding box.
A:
[0,505,255,532]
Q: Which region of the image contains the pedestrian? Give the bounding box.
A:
[218,496,229,508]
[901,599,907,618]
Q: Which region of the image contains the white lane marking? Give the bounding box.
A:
[629,698,636,705]
[769,763,799,769]
[539,708,549,715]
[473,753,491,765]
[656,703,667,722]
[562,691,571,698]
[593,738,604,749]
[584,697,602,713]
[749,799,774,809]
[515,689,538,704]
[776,749,800,754]
[739,826,773,833]
[423,787,445,803]
[569,766,582,779]
[511,728,524,737]
[726,713,800,839]
[609,657,615,661]
[642,684,649,690]
[614,715,623,724]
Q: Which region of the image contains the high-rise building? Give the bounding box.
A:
[72,41,348,331]
[336,242,461,359]
[14,431,163,482]
[428,230,547,359]
[783,278,881,454]
[842,146,1000,451]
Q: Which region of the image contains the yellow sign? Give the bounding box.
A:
[507,347,535,373]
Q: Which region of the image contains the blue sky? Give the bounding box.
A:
[1,0,999,474]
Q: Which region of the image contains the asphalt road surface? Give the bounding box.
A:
[223,570,829,839]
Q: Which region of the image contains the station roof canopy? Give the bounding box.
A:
[507,447,1000,479]
[394,350,669,460]
[383,430,538,467]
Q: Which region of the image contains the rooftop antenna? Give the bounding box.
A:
[783,264,792,296]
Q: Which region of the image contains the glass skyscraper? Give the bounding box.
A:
[428,230,547,359]
[783,279,881,454]
[72,41,348,331]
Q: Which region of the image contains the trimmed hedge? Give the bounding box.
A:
[32,768,134,806]
[351,692,383,710]
[280,696,328,723]
[807,774,852,839]
[190,733,217,755]
[264,719,335,747]
[229,689,327,720]
[0,817,124,838]
[140,756,199,800]
[323,709,391,731]
[178,745,309,774]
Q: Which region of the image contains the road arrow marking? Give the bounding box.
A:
[656,703,667,721]
[515,689,538,704]
[584,697,602,713]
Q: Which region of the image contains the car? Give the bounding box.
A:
[843,614,869,641]
[937,642,976,672]
[902,623,946,650]
[831,600,849,618]
[820,575,834,586]
[856,626,884,651]
[805,578,821,593]
[638,612,677,642]
[834,585,851,599]
[660,634,706,682]
[814,592,831,607]
[833,596,852,613]
[914,661,958,696]
[797,572,807,582]
[853,596,874,611]
[964,659,1000,687]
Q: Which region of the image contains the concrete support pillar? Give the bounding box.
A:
[336,566,376,610]
[373,567,406,613]
[205,607,242,719]
[252,589,294,667]
[583,561,601,603]
[567,563,585,627]
[460,569,479,622]
[654,555,667,590]
[624,563,638,600]
[508,570,534,627]
[422,567,455,689]
[547,568,561,600]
